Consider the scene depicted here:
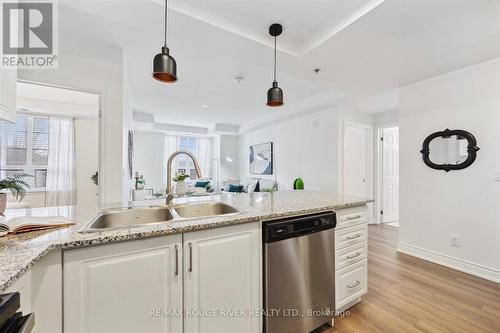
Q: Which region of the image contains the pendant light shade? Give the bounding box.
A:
[267,23,283,107]
[153,46,177,83]
[267,81,283,106]
[152,0,177,83]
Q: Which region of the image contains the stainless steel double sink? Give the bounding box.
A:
[80,202,239,233]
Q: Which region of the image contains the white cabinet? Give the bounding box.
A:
[335,224,368,250]
[334,205,368,311]
[0,69,17,122]
[184,222,261,333]
[63,223,261,333]
[5,251,63,333]
[64,235,183,333]
[335,260,368,309]
[31,251,63,333]
[5,269,31,314]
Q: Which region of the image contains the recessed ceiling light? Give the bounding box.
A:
[201,105,209,108]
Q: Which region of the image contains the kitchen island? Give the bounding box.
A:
[0,191,369,333]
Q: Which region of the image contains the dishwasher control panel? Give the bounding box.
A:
[263,212,336,243]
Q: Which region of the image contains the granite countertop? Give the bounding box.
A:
[0,191,369,292]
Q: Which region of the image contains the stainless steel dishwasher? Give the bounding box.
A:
[263,212,336,333]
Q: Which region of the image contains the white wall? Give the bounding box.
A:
[133,131,165,193]
[239,108,340,192]
[74,118,99,208]
[219,135,240,181]
[122,55,135,202]
[374,110,398,125]
[239,107,376,193]
[18,39,128,204]
[398,58,500,282]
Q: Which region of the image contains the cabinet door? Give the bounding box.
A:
[184,222,261,333]
[0,69,17,122]
[64,235,182,333]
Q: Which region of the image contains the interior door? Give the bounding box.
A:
[382,127,399,223]
[343,125,368,198]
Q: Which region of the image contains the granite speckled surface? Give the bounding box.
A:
[0,191,368,291]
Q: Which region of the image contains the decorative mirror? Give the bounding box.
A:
[420,129,479,172]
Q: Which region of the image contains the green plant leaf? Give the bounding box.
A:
[0,173,32,202]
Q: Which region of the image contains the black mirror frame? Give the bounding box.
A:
[420,128,480,172]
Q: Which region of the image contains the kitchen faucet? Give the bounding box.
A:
[165,151,202,205]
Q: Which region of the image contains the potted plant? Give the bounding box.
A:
[0,173,31,214]
[91,171,98,186]
[173,173,190,196]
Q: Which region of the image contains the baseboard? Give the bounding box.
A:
[336,297,361,314]
[397,242,500,283]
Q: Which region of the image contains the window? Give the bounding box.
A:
[0,114,49,190]
[165,135,212,180]
[176,137,198,178]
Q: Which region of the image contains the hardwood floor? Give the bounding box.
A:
[316,224,500,333]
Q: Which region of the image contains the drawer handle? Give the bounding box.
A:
[346,252,361,259]
[175,244,179,276]
[347,215,362,220]
[346,233,361,240]
[347,280,361,289]
[188,242,193,272]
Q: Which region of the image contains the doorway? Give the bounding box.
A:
[378,126,399,227]
[0,81,100,209]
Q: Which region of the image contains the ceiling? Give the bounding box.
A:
[156,0,385,56]
[60,0,500,130]
[17,82,99,118]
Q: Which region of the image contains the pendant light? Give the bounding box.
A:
[267,23,283,107]
[152,0,177,83]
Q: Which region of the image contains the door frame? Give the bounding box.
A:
[340,120,374,221]
[375,122,399,224]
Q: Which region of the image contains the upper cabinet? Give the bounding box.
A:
[0,69,17,122]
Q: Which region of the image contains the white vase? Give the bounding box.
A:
[175,181,187,196]
[0,193,6,214]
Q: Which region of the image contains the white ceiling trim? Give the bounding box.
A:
[300,0,385,56]
[17,97,99,119]
[133,111,210,135]
[149,0,385,57]
[149,0,300,54]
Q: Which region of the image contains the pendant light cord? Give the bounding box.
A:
[164,0,168,46]
[274,36,277,82]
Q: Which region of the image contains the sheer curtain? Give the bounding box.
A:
[164,135,179,190]
[196,137,212,178]
[46,117,76,206]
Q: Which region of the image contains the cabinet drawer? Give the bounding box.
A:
[335,260,367,309]
[335,206,367,229]
[335,224,367,250]
[335,241,367,270]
